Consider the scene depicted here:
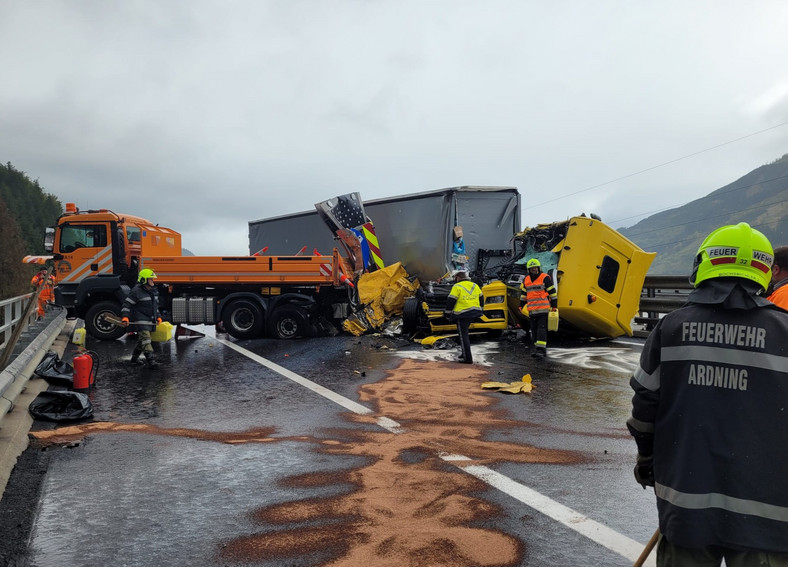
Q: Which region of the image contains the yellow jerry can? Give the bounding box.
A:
[151,321,174,342]
[72,327,86,346]
[548,309,559,332]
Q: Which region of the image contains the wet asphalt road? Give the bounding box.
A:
[1,326,658,567]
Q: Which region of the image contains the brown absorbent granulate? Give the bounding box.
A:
[222,359,583,566]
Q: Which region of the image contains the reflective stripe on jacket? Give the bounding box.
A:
[121,283,160,331]
[449,280,483,317]
[628,281,788,552]
[520,272,556,315]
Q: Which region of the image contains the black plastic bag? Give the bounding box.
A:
[29,391,93,422]
[34,351,74,386]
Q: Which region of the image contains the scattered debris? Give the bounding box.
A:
[343,262,419,336]
[481,374,534,394]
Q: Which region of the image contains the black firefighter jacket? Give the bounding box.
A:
[627,278,788,552]
[121,283,160,332]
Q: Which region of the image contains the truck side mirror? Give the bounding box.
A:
[44,227,55,253]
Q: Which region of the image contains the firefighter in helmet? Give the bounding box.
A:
[121,268,162,367]
[519,258,557,358]
[628,223,788,565]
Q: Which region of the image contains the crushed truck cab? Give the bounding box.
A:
[498,215,655,338]
[402,280,509,336]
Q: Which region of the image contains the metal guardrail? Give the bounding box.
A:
[634,275,693,337]
[0,309,67,421]
[0,293,37,354]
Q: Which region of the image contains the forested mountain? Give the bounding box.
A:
[620,154,788,275]
[0,163,62,299]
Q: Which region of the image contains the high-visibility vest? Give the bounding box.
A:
[520,272,551,315]
[449,280,483,315]
[32,273,56,299]
[768,281,788,310]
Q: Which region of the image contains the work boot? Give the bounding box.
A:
[130,348,143,364]
[143,353,159,368]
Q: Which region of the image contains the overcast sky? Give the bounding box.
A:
[2,1,788,255]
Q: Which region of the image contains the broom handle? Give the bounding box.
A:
[633,529,660,567]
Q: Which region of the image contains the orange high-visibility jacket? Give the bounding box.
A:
[520,272,556,315]
[32,272,57,300]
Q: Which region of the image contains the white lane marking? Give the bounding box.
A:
[457,464,656,566]
[376,416,404,433]
[215,337,654,565]
[216,337,373,415]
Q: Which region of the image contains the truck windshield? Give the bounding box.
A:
[59,224,108,252]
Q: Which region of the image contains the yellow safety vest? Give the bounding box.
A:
[450,281,482,315]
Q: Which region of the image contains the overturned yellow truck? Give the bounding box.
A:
[492,215,656,338]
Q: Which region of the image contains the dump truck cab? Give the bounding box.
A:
[46,203,182,338]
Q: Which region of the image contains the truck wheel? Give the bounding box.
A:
[84,300,126,341]
[222,299,264,340]
[268,306,309,340]
[402,297,420,334]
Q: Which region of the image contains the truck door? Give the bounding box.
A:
[55,222,113,284]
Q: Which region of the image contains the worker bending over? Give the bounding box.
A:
[519,259,557,358]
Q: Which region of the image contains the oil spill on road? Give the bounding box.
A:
[220,358,585,567]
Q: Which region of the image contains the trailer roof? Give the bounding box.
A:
[248,186,519,225]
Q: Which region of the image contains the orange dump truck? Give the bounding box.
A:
[35,203,357,341]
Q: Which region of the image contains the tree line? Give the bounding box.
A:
[0,163,62,299]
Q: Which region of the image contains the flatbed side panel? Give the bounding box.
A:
[141,254,337,285]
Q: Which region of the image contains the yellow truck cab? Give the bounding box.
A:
[499,215,655,338]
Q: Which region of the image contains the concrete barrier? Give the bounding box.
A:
[0,311,74,501]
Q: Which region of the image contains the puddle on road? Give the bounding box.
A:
[547,346,639,373]
[32,358,584,567]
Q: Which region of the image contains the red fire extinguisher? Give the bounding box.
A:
[73,351,98,391]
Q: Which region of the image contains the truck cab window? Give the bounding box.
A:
[59,224,108,252]
[598,255,620,294]
[126,227,141,243]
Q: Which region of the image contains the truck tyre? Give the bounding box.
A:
[402,297,420,334]
[84,300,127,341]
[222,299,264,340]
[268,306,309,340]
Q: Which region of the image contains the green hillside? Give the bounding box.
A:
[0,163,62,299]
[620,154,788,275]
